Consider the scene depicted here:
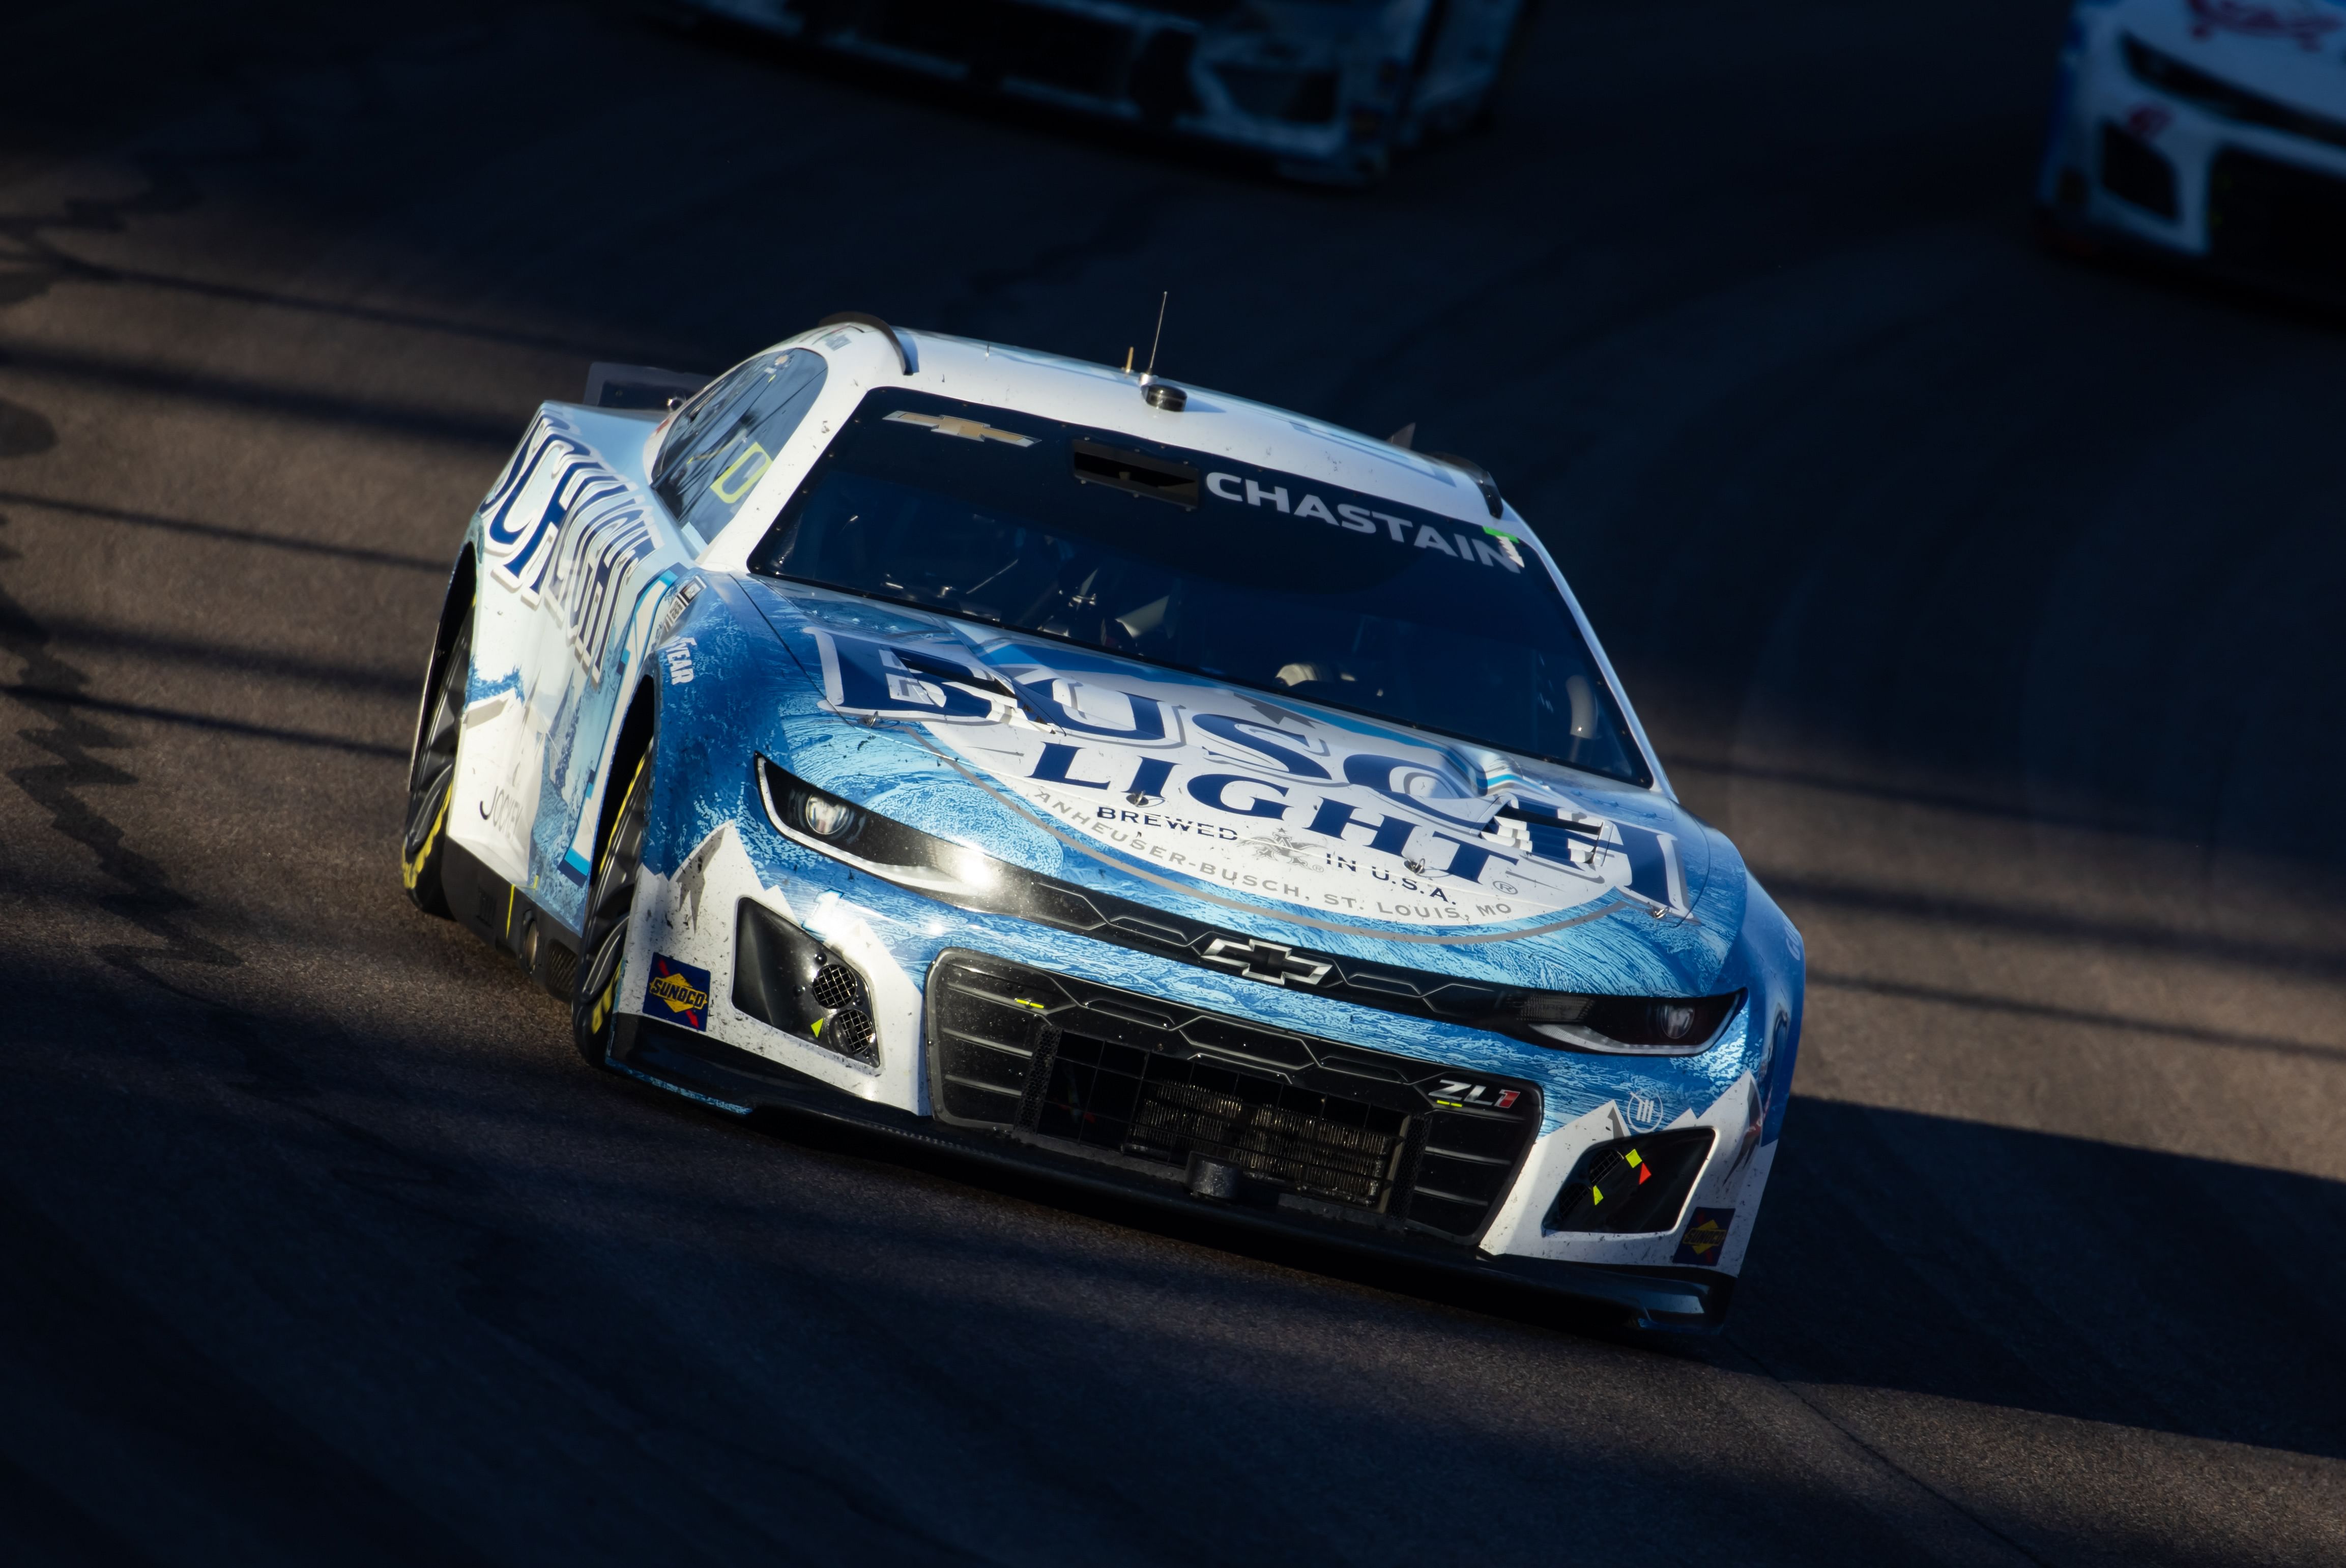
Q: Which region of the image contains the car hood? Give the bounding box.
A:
[2118,0,2346,121]
[737,577,1750,997]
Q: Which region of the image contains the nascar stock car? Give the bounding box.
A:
[2037,0,2346,298]
[399,315,1803,1330]
[667,0,1528,183]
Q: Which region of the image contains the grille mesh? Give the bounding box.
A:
[827,1007,876,1057]
[1048,1039,1406,1207]
[812,961,862,1012]
[928,953,1538,1241]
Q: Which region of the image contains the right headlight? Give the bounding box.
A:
[1511,991,1744,1056]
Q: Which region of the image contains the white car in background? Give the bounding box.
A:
[2037,0,2346,296]
[672,0,1530,183]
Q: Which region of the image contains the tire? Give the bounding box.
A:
[573,749,652,1068]
[401,596,472,916]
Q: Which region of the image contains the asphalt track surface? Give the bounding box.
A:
[3,2,2343,1562]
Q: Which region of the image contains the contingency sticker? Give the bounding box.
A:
[1674,1207,1735,1266]
[647,953,712,1031]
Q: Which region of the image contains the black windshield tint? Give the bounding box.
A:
[748,390,1650,786]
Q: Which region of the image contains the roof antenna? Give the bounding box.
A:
[1140,291,1168,384]
[1138,292,1185,411]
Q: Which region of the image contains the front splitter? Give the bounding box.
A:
[611,1015,1734,1332]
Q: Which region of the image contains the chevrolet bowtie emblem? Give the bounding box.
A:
[883,410,1036,446]
[1199,937,1333,988]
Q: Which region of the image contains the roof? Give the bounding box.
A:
[831,321,1512,531]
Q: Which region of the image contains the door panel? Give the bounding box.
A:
[454,403,692,931]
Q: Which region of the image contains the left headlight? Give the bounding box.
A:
[765,764,867,847]
[755,755,997,894]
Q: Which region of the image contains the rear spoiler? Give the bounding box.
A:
[583,362,710,412]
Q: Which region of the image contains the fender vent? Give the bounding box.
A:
[1547,1128,1715,1235]
[733,901,878,1063]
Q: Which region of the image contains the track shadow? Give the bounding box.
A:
[1734,1096,2346,1462]
[699,1075,2346,1463]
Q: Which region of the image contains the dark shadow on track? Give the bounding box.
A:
[701,1074,2346,1462]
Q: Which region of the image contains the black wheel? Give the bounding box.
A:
[401,596,472,916]
[573,749,652,1068]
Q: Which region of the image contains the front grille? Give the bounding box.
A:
[928,950,1540,1242]
[1040,1035,1408,1207]
[2208,147,2346,284]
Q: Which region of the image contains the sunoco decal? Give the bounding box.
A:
[647,953,712,1030]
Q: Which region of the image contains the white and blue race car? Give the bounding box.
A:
[2037,0,2346,297]
[669,0,1529,184]
[401,317,1804,1330]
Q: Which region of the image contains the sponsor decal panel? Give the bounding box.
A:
[1200,469,1526,572]
[1674,1207,1735,1266]
[807,628,1688,931]
[648,953,712,1031]
[478,410,665,682]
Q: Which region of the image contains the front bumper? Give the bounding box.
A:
[615,783,1782,1330]
[611,1010,1736,1330]
[2039,31,2346,300]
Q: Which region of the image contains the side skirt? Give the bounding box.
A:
[441,840,584,1001]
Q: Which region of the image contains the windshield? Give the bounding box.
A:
[747,389,1651,786]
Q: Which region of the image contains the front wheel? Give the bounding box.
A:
[401,598,472,916]
[573,750,652,1067]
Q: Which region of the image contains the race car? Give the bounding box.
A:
[2036,0,2346,298]
[666,0,1529,183]
[400,315,1804,1331]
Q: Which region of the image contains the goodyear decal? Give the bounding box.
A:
[647,953,712,1030]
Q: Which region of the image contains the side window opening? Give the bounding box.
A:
[652,348,828,547]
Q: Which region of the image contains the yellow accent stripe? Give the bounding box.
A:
[401,788,449,890]
[587,753,650,1032]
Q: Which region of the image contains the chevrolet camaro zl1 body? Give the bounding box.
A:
[2038,0,2346,297]
[400,317,1804,1330]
